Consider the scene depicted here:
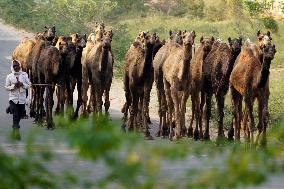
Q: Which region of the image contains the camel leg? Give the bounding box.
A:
[161,90,168,137]
[72,77,82,119]
[204,92,212,140]
[244,95,254,143]
[164,80,174,140]
[192,92,200,140]
[241,108,249,141]
[128,88,138,132]
[156,88,163,137]
[81,65,89,117]
[143,90,153,139]
[104,89,110,117]
[46,85,55,129]
[181,90,189,137]
[171,85,181,139]
[122,75,131,124]
[255,95,265,146]
[229,87,241,141]
[187,108,194,138]
[216,93,225,140]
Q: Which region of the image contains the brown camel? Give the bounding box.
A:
[229,42,276,146]
[229,30,272,142]
[201,37,242,140]
[162,30,196,140]
[190,36,215,140]
[123,31,157,138]
[81,30,113,116]
[151,30,184,137]
[121,33,165,126]
[27,26,56,120]
[12,37,35,73]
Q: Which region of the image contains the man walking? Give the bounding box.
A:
[5,59,31,139]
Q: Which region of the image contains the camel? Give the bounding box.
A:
[152,30,186,137]
[229,42,276,146]
[81,30,113,116]
[36,43,62,129]
[121,33,165,126]
[81,23,105,113]
[201,37,242,140]
[123,31,157,138]
[27,27,56,120]
[190,36,215,140]
[12,37,35,73]
[69,33,87,119]
[162,30,196,140]
[228,30,272,142]
[54,36,77,114]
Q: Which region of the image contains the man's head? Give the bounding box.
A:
[12,60,21,73]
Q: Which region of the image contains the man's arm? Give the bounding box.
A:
[5,75,15,91]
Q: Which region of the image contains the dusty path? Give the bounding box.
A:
[0,20,283,188]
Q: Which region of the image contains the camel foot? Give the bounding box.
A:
[155,130,161,137]
[30,111,36,118]
[144,134,154,140]
[70,113,78,120]
[216,135,227,145]
[47,122,55,130]
[169,131,174,141]
[187,127,193,138]
[259,135,267,148]
[121,125,126,133]
[227,128,234,141]
[193,129,199,140]
[181,127,187,137]
[203,132,210,141]
[147,116,152,124]
[162,128,169,138]
[172,134,181,141]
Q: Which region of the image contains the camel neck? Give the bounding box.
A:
[181,43,193,80]
[100,46,110,86]
[142,44,154,78]
[258,56,271,88]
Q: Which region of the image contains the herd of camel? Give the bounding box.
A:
[11,22,276,145]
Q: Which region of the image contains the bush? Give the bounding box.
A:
[261,16,279,33]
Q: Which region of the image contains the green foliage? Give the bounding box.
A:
[261,16,279,32]
[243,0,263,17]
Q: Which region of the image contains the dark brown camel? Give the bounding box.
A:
[190,36,215,140]
[200,37,242,140]
[229,42,276,146]
[123,31,157,139]
[162,30,196,140]
[81,30,113,116]
[69,33,87,119]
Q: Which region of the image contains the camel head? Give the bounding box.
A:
[43,26,56,41]
[182,30,196,46]
[57,36,70,55]
[257,30,272,49]
[263,44,276,61]
[71,33,87,49]
[169,30,183,44]
[228,37,242,55]
[102,30,113,49]
[94,22,105,42]
[200,36,215,52]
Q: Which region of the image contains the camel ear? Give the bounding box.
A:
[52,26,55,31]
[44,26,48,29]
[228,37,232,45]
[182,30,185,35]
[169,30,172,36]
[200,36,204,43]
[239,37,243,46]
[192,30,196,38]
[211,36,215,42]
[84,34,87,39]
[267,31,271,37]
[75,33,78,38]
[257,30,261,37]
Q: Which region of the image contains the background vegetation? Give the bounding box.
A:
[0,1,284,188]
